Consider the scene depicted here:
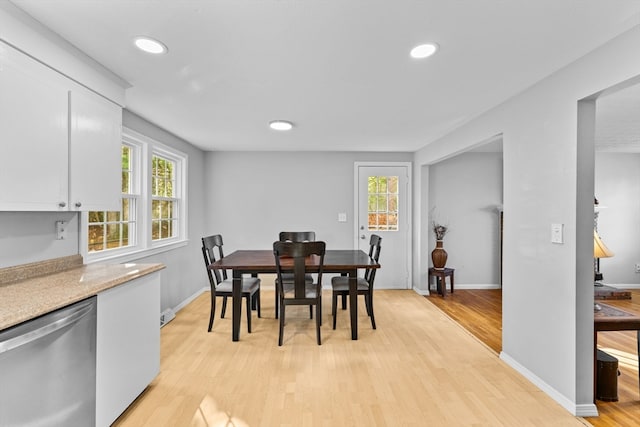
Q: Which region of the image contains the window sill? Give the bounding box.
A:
[86,239,189,265]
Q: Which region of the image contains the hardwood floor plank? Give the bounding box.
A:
[425,288,640,427]
[113,289,585,426]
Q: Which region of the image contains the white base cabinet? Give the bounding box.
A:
[96,272,160,427]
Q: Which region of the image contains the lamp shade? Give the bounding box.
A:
[594,230,614,258]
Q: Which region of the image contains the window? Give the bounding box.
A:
[151,153,178,241]
[85,128,187,262]
[367,175,399,231]
[88,144,137,252]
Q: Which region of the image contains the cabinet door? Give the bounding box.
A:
[96,272,160,427]
[69,87,122,211]
[0,42,69,210]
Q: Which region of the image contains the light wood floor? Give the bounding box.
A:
[425,289,640,427]
[113,289,587,426]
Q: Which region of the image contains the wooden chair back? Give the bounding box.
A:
[365,234,382,287]
[278,231,316,242]
[273,241,325,301]
[201,234,227,288]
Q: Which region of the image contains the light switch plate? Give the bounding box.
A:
[551,223,563,244]
[338,212,347,222]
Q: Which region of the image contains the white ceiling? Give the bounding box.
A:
[9,0,640,153]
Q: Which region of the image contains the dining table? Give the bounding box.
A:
[210,249,380,341]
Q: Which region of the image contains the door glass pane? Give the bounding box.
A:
[367,175,399,231]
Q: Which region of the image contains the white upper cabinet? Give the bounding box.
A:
[0,42,69,210]
[0,41,122,211]
[69,86,122,211]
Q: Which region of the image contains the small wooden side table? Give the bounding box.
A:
[428,267,454,297]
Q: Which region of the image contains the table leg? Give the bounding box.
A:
[594,331,598,403]
[232,270,242,341]
[637,330,640,398]
[349,269,358,340]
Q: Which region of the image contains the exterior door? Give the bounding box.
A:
[355,162,411,289]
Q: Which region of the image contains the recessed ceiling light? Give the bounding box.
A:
[269,120,294,131]
[410,43,439,59]
[134,36,168,54]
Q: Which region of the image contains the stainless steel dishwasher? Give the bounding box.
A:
[0,296,97,427]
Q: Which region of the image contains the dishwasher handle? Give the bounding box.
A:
[0,299,95,354]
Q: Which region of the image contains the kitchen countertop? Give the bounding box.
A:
[0,255,165,330]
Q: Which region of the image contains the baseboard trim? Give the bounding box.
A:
[605,283,640,289]
[454,284,501,290]
[173,286,208,314]
[499,351,598,417]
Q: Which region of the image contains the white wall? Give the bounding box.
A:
[0,211,78,268]
[428,152,503,287]
[595,153,640,285]
[122,111,208,313]
[414,24,640,415]
[204,151,412,253]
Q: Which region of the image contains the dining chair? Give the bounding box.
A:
[273,240,326,346]
[275,231,316,319]
[201,234,261,333]
[331,234,382,330]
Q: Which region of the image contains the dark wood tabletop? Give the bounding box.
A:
[594,302,640,331]
[211,249,380,273]
[211,249,380,342]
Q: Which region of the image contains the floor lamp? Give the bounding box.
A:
[594,229,614,287]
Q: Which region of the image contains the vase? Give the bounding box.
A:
[431,240,448,270]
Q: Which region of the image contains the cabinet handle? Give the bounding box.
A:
[58,202,66,208]
[75,202,82,208]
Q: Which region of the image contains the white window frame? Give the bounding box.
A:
[82,127,188,264]
[150,144,187,247]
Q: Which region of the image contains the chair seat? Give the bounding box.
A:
[331,276,370,292]
[282,282,319,298]
[216,277,261,294]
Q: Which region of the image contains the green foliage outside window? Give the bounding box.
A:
[151,155,177,241]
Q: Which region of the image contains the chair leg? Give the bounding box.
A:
[332,292,338,330]
[256,289,261,318]
[278,300,285,346]
[309,305,313,319]
[208,292,216,332]
[275,287,279,319]
[245,294,252,333]
[368,293,376,330]
[341,294,347,310]
[317,296,322,326]
[316,303,322,345]
[221,296,228,318]
[364,293,371,316]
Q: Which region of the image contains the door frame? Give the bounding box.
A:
[353,161,412,289]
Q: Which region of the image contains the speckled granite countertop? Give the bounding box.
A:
[0,254,165,330]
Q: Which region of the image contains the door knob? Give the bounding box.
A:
[361,235,366,239]
[75,202,82,208]
[58,201,66,208]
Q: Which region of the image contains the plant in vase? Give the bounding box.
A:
[431,221,448,270]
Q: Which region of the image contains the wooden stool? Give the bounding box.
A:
[428,267,454,297]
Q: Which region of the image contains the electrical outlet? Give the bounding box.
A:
[635,263,640,273]
[55,221,67,240]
